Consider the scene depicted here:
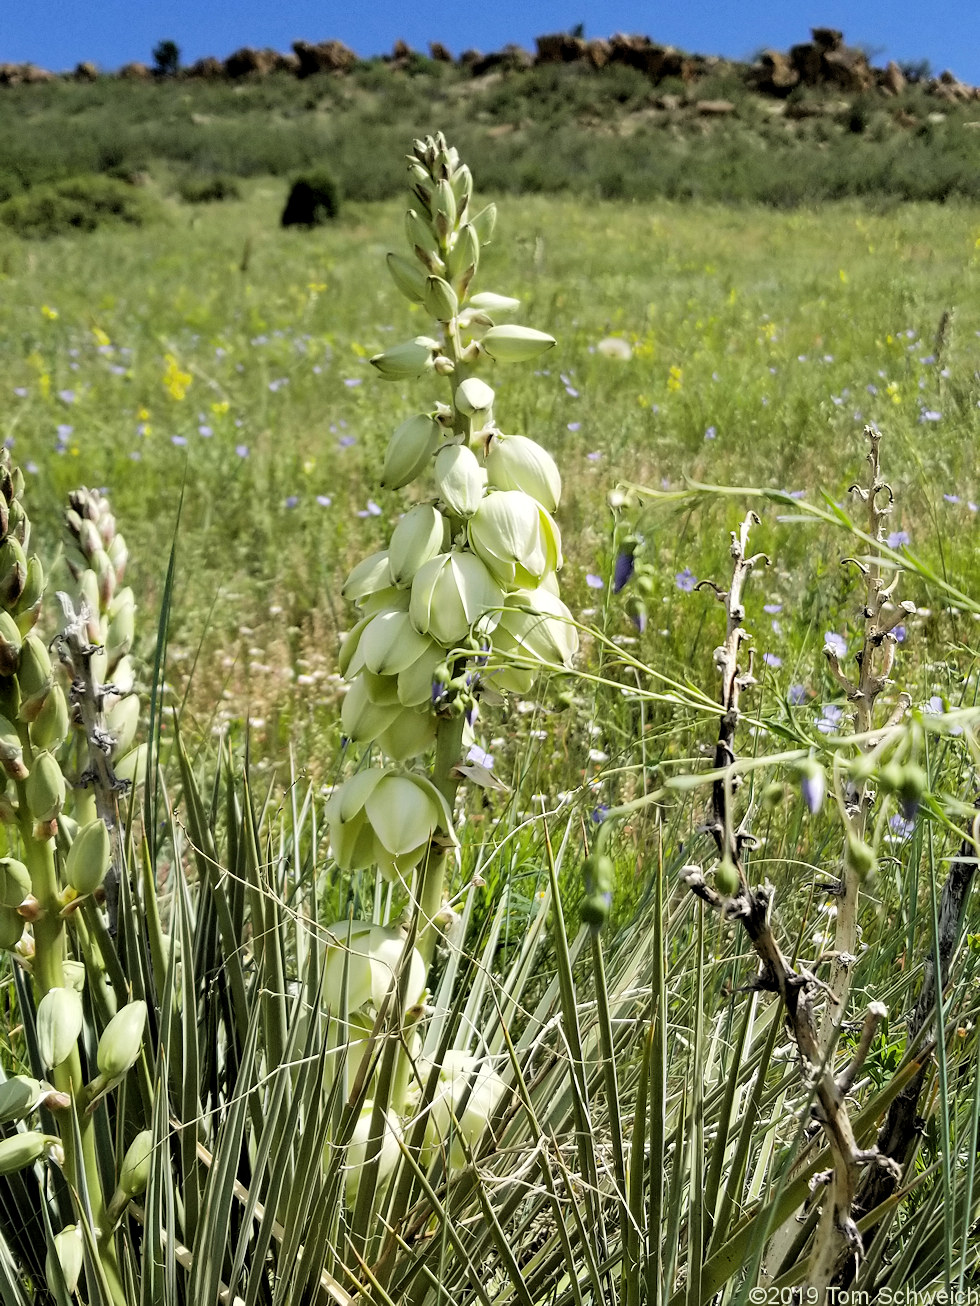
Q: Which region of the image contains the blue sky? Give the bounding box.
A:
[4,1,978,87]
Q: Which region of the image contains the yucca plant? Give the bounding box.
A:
[0,135,978,1306]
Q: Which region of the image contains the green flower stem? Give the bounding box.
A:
[415,711,465,968]
[18,801,126,1306]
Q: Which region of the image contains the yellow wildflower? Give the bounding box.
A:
[667,365,683,393]
[41,305,58,321]
[92,326,111,348]
[162,354,192,401]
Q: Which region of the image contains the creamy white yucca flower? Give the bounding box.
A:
[325,767,457,882]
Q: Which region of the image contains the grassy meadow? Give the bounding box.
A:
[3,186,979,783]
[3,159,980,1300]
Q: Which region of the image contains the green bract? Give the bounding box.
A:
[325,767,457,882]
[467,491,563,590]
[409,552,503,648]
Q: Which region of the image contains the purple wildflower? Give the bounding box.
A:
[824,631,847,659]
[585,573,604,590]
[675,568,697,592]
[613,551,635,593]
[316,495,332,507]
[788,684,806,706]
[816,704,844,735]
[235,444,249,458]
[763,652,782,668]
[887,530,909,548]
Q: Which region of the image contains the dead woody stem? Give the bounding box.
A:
[683,509,898,1299]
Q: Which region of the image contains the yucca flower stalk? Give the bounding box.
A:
[332,132,576,967]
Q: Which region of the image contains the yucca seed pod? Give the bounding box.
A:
[118,1128,153,1197]
[0,907,23,951]
[388,505,449,588]
[846,836,876,881]
[64,818,111,896]
[0,611,22,675]
[370,336,440,382]
[96,1000,147,1080]
[380,414,441,491]
[45,1226,83,1296]
[0,1130,49,1176]
[25,751,66,824]
[36,987,84,1070]
[433,445,486,518]
[386,252,427,303]
[0,714,26,781]
[481,325,557,364]
[29,683,69,752]
[485,433,562,513]
[0,1076,42,1125]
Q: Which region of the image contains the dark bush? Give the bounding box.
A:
[178,174,241,203]
[0,175,160,239]
[280,170,340,226]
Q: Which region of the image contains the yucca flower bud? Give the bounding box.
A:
[370,336,440,382]
[16,633,53,717]
[324,919,426,1015]
[388,506,449,587]
[467,292,520,314]
[432,178,457,240]
[386,252,427,303]
[0,610,22,675]
[326,767,457,881]
[26,751,66,824]
[64,818,111,896]
[470,203,497,246]
[485,433,562,513]
[45,1225,83,1295]
[845,836,875,881]
[29,683,69,752]
[0,1076,42,1124]
[106,694,140,758]
[445,223,480,288]
[581,853,615,931]
[405,210,443,273]
[0,858,30,908]
[342,550,393,607]
[715,859,740,898]
[468,491,563,590]
[118,1128,153,1197]
[106,588,135,667]
[454,377,495,419]
[37,987,84,1070]
[381,414,441,490]
[409,552,503,648]
[417,1051,507,1169]
[434,445,486,518]
[0,1130,50,1175]
[490,587,578,686]
[0,714,27,781]
[0,537,27,607]
[423,275,459,322]
[96,999,147,1080]
[340,1103,402,1205]
[481,325,557,364]
[14,555,43,634]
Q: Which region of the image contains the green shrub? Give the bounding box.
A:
[280,168,340,226]
[0,174,160,238]
[177,173,241,203]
